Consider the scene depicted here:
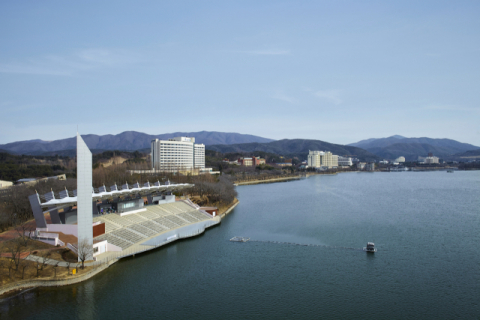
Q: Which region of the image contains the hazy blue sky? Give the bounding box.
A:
[1,1,479,146]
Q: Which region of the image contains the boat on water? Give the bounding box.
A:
[447,170,454,173]
[363,242,377,253]
[230,237,250,242]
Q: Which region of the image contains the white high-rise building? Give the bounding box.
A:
[307,150,338,168]
[194,144,205,169]
[151,137,205,172]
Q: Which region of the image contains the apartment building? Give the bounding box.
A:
[307,150,338,168]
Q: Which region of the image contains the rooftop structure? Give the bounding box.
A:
[36,181,193,209]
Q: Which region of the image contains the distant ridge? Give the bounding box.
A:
[0,131,274,155]
[350,135,406,148]
[206,139,380,162]
[349,135,480,160]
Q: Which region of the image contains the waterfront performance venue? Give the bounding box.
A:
[28,134,220,261]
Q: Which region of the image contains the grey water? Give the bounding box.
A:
[2,171,480,319]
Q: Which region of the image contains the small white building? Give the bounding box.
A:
[338,156,353,166]
[424,156,439,164]
[0,180,13,188]
[395,156,406,163]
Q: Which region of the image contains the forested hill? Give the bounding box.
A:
[0,131,274,155]
[206,139,379,161]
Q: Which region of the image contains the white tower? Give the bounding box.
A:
[77,133,93,261]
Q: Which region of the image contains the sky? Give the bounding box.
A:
[1,1,479,146]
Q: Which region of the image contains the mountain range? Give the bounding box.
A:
[0,131,274,155]
[206,139,380,162]
[349,136,480,161]
[1,131,478,162]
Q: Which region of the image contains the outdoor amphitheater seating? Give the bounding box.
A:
[93,200,215,250]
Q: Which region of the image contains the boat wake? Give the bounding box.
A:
[230,238,364,251]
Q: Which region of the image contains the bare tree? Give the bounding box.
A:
[5,238,24,271]
[39,251,51,271]
[53,261,60,278]
[36,260,41,277]
[19,256,30,279]
[7,260,14,279]
[77,238,93,269]
[15,221,34,247]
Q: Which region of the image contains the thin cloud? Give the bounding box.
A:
[313,90,343,105]
[271,92,298,104]
[0,48,140,76]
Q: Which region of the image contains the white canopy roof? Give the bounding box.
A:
[39,182,194,208]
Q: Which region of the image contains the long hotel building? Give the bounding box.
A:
[151,137,205,172]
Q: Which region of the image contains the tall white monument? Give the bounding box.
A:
[77,133,93,261]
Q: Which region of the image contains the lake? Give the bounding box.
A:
[2,171,479,319]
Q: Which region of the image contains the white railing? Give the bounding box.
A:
[67,243,78,255]
[182,199,200,209]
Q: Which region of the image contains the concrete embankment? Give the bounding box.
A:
[234,176,303,186]
[0,260,115,297]
[220,200,239,219]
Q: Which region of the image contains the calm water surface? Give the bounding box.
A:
[2,171,480,319]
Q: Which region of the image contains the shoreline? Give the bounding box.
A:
[0,199,240,298]
[234,175,304,186]
[220,198,239,218]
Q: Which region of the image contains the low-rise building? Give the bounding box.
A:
[238,157,253,166]
[15,174,66,186]
[338,156,353,166]
[357,162,366,170]
[276,162,293,167]
[0,180,13,188]
[255,156,266,165]
[238,156,265,166]
[424,156,439,164]
[365,163,375,171]
[395,156,405,163]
